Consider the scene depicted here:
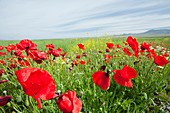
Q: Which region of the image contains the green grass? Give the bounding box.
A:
[0,36,170,113]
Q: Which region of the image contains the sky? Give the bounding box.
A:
[0,0,170,40]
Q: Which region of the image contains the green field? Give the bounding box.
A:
[0,36,170,113]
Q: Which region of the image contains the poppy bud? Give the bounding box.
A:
[0,96,12,106]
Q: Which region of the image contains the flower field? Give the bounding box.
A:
[0,36,170,113]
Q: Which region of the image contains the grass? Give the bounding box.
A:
[0,36,170,113]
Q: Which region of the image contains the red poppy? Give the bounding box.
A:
[92,71,110,90]
[147,49,156,58]
[80,60,86,65]
[15,68,57,108]
[9,63,17,69]
[29,50,47,64]
[56,90,82,113]
[76,54,81,59]
[105,48,110,52]
[0,69,5,76]
[72,60,79,67]
[0,46,3,50]
[17,59,30,67]
[77,44,85,50]
[0,60,6,65]
[162,51,169,57]
[61,52,67,58]
[52,48,62,57]
[14,49,24,58]
[0,80,8,84]
[106,42,114,49]
[16,39,37,51]
[82,52,87,57]
[0,96,12,106]
[46,44,55,50]
[122,48,132,56]
[5,44,16,52]
[113,65,137,88]
[0,52,6,56]
[126,36,139,58]
[140,42,150,51]
[154,55,168,66]
[116,44,121,48]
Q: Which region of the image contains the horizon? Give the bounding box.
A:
[0,0,170,40]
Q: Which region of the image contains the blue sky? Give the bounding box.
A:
[0,0,170,40]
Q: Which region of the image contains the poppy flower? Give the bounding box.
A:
[140,42,150,51]
[61,52,67,58]
[154,55,168,66]
[16,39,37,51]
[14,49,24,58]
[29,50,47,64]
[113,65,137,88]
[5,44,16,52]
[105,48,110,52]
[0,51,6,56]
[0,69,5,76]
[122,48,132,56]
[15,68,57,108]
[0,60,6,65]
[80,60,86,65]
[0,80,8,84]
[76,54,81,59]
[17,59,30,67]
[116,44,121,48]
[126,36,139,58]
[106,42,114,49]
[92,71,110,90]
[0,96,12,106]
[82,52,87,57]
[52,48,62,57]
[77,44,85,50]
[0,46,3,50]
[46,44,55,50]
[56,90,82,113]
[72,60,79,67]
[162,51,169,57]
[9,63,17,69]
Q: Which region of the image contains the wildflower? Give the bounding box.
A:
[0,46,3,50]
[80,60,86,65]
[126,36,139,58]
[106,42,114,49]
[15,67,57,108]
[0,96,12,106]
[0,69,5,76]
[140,42,150,51]
[46,44,55,50]
[29,50,47,64]
[154,55,168,66]
[92,70,110,90]
[56,90,82,113]
[113,65,137,88]
[5,44,16,52]
[116,44,121,48]
[16,39,37,51]
[77,44,85,50]
[122,48,132,56]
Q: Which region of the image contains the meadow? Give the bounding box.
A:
[0,36,170,113]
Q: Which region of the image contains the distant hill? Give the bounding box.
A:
[140,29,170,35]
[122,29,170,36]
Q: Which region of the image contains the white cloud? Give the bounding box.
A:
[0,0,170,40]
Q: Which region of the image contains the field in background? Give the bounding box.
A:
[0,36,170,113]
[0,36,170,51]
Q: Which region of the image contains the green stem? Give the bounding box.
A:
[146,62,154,77]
